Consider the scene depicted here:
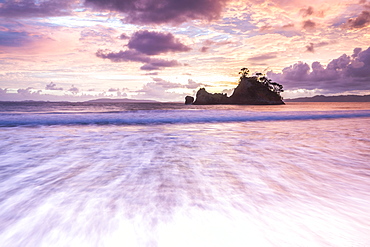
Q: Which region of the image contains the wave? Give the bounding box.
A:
[1,110,370,127]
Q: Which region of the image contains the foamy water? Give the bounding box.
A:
[0,102,369,246]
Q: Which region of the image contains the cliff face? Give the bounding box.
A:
[193,88,230,104]
[192,77,284,105]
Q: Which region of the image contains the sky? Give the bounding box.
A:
[0,0,370,102]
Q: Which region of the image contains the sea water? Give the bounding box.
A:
[0,102,369,247]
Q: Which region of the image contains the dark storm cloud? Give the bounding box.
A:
[0,0,74,18]
[345,11,370,29]
[268,47,370,94]
[84,0,229,25]
[127,30,190,55]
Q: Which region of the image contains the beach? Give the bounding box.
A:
[0,102,369,246]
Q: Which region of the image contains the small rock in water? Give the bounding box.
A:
[185,96,194,105]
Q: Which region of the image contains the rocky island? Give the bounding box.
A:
[186,68,284,105]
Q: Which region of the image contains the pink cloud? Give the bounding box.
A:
[127,30,190,55]
[344,10,370,28]
[85,0,230,25]
[268,47,370,94]
[0,0,76,18]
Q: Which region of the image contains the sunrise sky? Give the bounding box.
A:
[0,0,369,101]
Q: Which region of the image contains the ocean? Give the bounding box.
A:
[0,101,369,247]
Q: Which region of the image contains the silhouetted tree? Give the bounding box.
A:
[239,68,284,94]
[239,68,250,79]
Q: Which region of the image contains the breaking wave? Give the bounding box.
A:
[1,109,370,127]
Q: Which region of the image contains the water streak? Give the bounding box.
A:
[0,103,369,246]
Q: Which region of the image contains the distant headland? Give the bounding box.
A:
[285,95,370,102]
[85,98,158,103]
[185,68,284,105]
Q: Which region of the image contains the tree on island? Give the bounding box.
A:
[239,68,284,95]
[239,67,250,78]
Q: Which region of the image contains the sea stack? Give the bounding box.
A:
[184,96,194,105]
[187,68,285,105]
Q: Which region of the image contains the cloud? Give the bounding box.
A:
[119,33,129,40]
[302,20,316,30]
[248,52,278,62]
[68,85,79,94]
[79,26,118,46]
[96,30,188,70]
[352,47,362,58]
[0,0,75,18]
[96,49,181,70]
[45,82,63,90]
[140,59,180,70]
[200,46,209,53]
[0,30,45,47]
[185,79,203,89]
[85,0,229,25]
[282,23,295,29]
[17,87,42,96]
[306,43,315,53]
[151,78,182,88]
[0,88,8,95]
[305,41,330,53]
[144,72,159,76]
[203,39,233,46]
[199,39,233,53]
[300,6,314,17]
[136,78,184,101]
[268,47,370,94]
[127,30,190,55]
[96,49,150,63]
[1,86,133,102]
[345,11,370,29]
[108,88,127,97]
[299,6,325,18]
[135,77,204,101]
